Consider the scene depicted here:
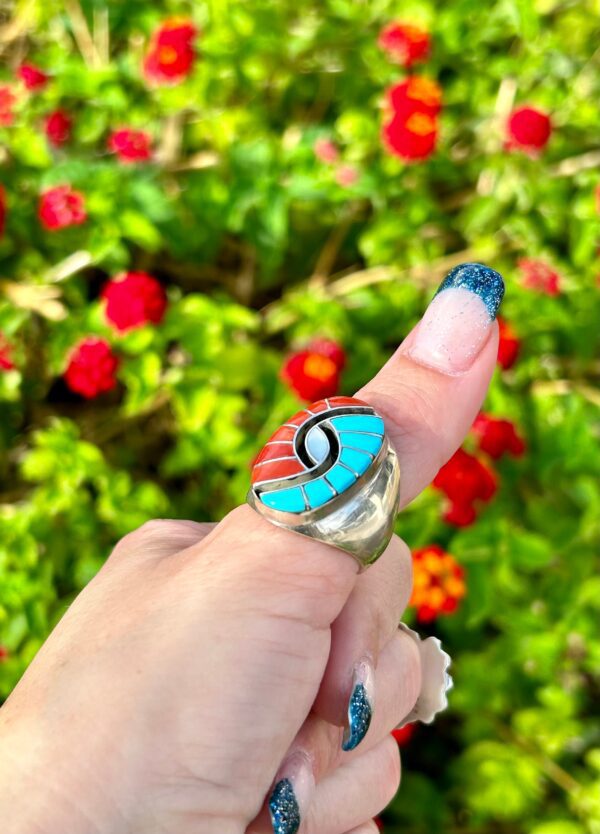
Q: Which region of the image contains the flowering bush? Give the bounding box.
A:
[0,2,599,832]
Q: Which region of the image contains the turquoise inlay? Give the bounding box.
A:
[325,463,356,493]
[260,486,306,513]
[304,478,335,509]
[339,447,373,475]
[338,431,382,457]
[330,415,384,435]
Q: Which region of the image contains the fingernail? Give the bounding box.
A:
[404,262,505,375]
[342,657,375,752]
[269,751,314,834]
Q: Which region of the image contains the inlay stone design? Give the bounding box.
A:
[250,396,385,514]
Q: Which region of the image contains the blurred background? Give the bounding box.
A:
[1,0,599,831]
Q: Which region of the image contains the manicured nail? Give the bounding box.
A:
[342,657,375,752]
[404,262,505,375]
[269,751,314,834]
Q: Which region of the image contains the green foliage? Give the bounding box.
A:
[1,1,599,832]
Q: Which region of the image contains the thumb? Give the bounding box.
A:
[172,504,360,816]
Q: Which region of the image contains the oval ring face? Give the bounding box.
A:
[250,396,385,515]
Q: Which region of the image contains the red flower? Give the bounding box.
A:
[410,545,466,622]
[378,22,431,67]
[18,63,50,91]
[518,257,561,296]
[307,337,346,371]
[374,817,384,830]
[392,723,416,746]
[281,350,341,402]
[472,413,526,460]
[143,18,197,85]
[0,86,17,127]
[101,272,167,332]
[383,111,438,161]
[44,109,72,147]
[38,185,86,230]
[444,501,477,527]
[314,138,339,164]
[64,338,119,399]
[0,645,9,662]
[433,448,497,526]
[0,184,6,238]
[0,332,14,371]
[506,106,551,153]
[497,317,520,370]
[386,76,442,118]
[108,128,153,163]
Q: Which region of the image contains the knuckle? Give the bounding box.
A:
[109,519,191,562]
[365,385,447,483]
[217,509,356,629]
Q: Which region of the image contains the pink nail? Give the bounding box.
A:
[403,263,504,375]
[405,288,493,374]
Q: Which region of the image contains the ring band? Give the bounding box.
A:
[247,396,401,567]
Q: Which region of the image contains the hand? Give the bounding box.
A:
[0,264,503,834]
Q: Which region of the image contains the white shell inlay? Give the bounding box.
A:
[305,424,330,465]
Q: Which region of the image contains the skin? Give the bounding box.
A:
[0,309,498,834]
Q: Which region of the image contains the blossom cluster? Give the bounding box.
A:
[377,19,440,163]
[0,17,198,236]
[0,13,571,639]
[63,272,168,399]
[376,20,552,163]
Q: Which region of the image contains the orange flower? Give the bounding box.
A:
[0,85,17,127]
[282,351,340,401]
[378,22,431,68]
[410,545,466,622]
[382,112,437,161]
[143,18,197,85]
[387,76,442,117]
[382,76,442,162]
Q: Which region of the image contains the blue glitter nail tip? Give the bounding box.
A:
[436,262,505,319]
[269,777,301,834]
[342,683,373,752]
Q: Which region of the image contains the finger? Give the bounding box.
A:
[249,629,418,833]
[357,262,504,506]
[108,519,216,565]
[249,737,400,834]
[302,737,400,834]
[349,629,420,754]
[312,535,412,733]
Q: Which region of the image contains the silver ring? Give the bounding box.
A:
[247,396,401,567]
